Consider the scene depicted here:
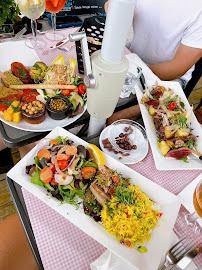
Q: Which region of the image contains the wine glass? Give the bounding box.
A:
[17,0,46,49]
[185,179,202,234]
[45,0,66,41]
[174,180,202,238]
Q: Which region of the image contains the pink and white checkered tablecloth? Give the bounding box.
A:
[22,145,202,270]
[20,27,202,269]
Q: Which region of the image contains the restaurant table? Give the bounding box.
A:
[6,128,202,270]
[2,25,202,270]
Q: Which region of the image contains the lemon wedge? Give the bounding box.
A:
[50,55,65,66]
[87,144,105,167]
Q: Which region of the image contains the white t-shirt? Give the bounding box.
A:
[130,0,202,84]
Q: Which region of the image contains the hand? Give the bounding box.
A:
[0,71,6,79]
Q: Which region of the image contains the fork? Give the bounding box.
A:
[159,237,195,270]
[57,44,75,52]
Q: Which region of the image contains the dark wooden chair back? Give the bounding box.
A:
[184,57,202,98]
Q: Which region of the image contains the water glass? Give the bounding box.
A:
[120,70,142,98]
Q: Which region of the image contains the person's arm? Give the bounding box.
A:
[104,1,109,13]
[149,44,202,81]
[107,104,141,125]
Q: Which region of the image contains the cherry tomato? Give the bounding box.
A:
[109,187,115,194]
[112,175,119,183]
[155,92,161,98]
[0,103,8,112]
[61,89,71,96]
[22,95,36,102]
[168,102,177,110]
[50,178,58,185]
[58,160,68,169]
[78,84,86,95]
[23,89,32,95]
[50,164,56,172]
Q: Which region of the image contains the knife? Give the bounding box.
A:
[171,248,200,270]
[49,37,70,49]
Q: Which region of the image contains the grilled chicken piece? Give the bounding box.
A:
[90,180,111,206]
[90,165,129,206]
[90,165,114,206]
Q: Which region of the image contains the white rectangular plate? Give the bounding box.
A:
[136,80,202,170]
[7,126,181,270]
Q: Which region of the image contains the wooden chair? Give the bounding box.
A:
[184,58,202,98]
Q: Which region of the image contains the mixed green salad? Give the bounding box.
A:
[26,136,98,208]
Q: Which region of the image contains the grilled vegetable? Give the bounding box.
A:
[83,186,102,222]
[3,100,21,123]
[157,141,170,156]
[30,62,47,82]
[11,62,31,84]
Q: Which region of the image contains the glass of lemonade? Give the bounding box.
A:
[17,0,46,49]
[45,0,66,41]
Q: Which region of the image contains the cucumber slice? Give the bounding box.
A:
[71,99,77,111]
[69,92,84,107]
[77,158,84,168]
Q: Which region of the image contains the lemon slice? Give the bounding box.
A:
[87,144,105,167]
[50,55,65,66]
[29,0,40,5]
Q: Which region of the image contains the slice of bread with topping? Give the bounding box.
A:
[1,71,23,88]
[0,85,22,99]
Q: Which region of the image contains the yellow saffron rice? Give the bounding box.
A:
[101,184,160,248]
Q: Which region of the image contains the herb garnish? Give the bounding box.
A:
[180,102,185,109]
[85,199,101,214]
[164,96,177,107]
[113,183,136,206]
[11,105,20,112]
[176,116,187,128]
[18,67,28,80]
[178,157,188,163]
[2,100,12,107]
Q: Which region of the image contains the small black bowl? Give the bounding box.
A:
[46,96,70,120]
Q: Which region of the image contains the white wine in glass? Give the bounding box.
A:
[17,0,46,49]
